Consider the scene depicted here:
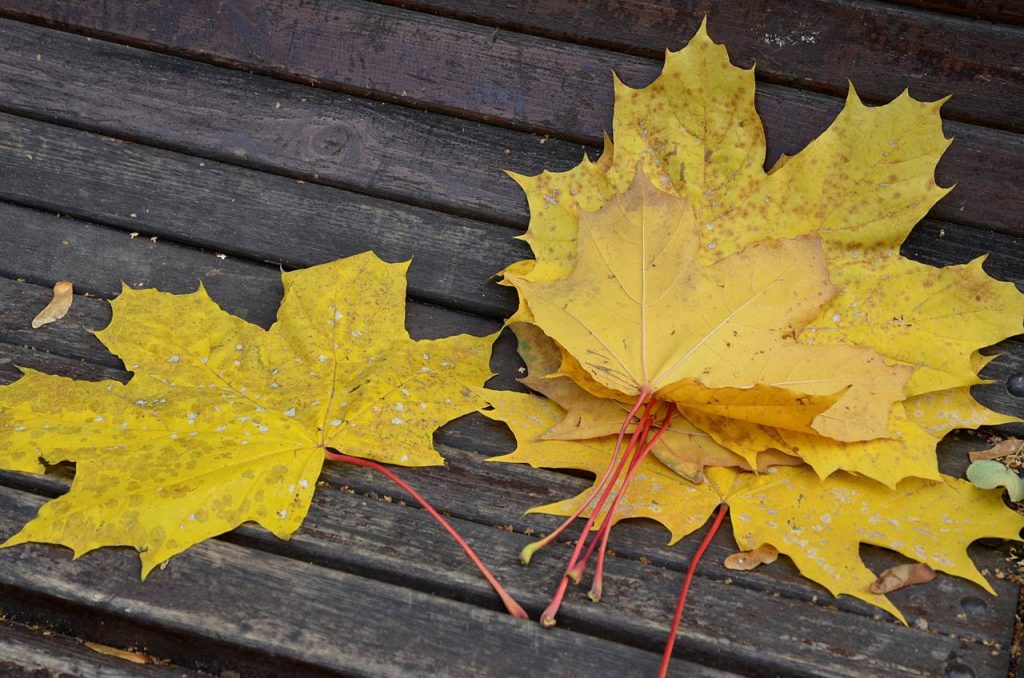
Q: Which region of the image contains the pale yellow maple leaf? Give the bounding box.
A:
[0,253,494,575]
[507,170,911,443]
[510,322,800,480]
[486,389,1024,622]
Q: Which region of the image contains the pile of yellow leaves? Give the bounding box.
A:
[488,21,1024,623]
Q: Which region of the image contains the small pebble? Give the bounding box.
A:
[1007,374,1024,397]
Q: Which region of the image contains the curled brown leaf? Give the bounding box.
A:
[969,438,1024,463]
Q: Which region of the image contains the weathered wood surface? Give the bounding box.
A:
[0,2,1022,676]
[0,13,1021,236]
[377,0,1024,131]
[883,0,1024,23]
[0,618,206,677]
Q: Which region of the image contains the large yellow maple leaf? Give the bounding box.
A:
[507,21,1024,403]
[502,22,1023,488]
[0,253,494,575]
[509,169,914,445]
[484,389,1024,622]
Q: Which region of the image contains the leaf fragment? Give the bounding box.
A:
[869,563,936,594]
[966,460,1024,502]
[83,642,154,665]
[31,280,73,328]
[723,544,778,571]
[969,438,1024,462]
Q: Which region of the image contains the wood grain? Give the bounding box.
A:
[0,14,1021,236]
[0,486,743,678]
[0,619,205,677]
[376,0,1024,131]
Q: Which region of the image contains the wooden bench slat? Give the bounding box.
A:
[1,486,727,677]
[882,0,1024,24]
[0,619,207,677]
[0,15,1021,236]
[0,113,526,319]
[368,0,1024,132]
[0,465,1012,677]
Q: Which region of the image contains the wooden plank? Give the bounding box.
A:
[0,113,525,319]
[0,17,580,230]
[0,209,499,341]
[0,342,128,387]
[0,466,1011,676]
[373,0,1024,132]
[0,488,710,678]
[882,0,1024,24]
[0,16,1022,236]
[0,619,207,677]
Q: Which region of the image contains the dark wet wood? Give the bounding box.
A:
[0,619,207,677]
[0,13,1021,236]
[378,0,1024,132]
[883,0,1024,24]
[0,3,1022,677]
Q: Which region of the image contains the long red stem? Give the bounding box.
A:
[519,389,651,565]
[587,404,676,602]
[544,399,679,624]
[324,450,528,620]
[539,396,655,627]
[567,402,656,584]
[659,503,729,677]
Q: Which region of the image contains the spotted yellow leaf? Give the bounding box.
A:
[507,169,911,444]
[507,19,1023,411]
[487,389,1023,622]
[0,253,494,575]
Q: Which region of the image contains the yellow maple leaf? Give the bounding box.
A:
[508,169,911,443]
[0,253,494,575]
[486,390,1024,622]
[511,20,1024,399]
[510,323,801,479]
[489,20,1023,635]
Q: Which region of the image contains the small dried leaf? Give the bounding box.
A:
[969,438,1024,462]
[83,641,152,664]
[31,280,73,328]
[869,563,936,594]
[724,544,779,571]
